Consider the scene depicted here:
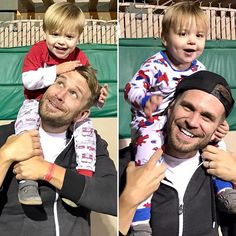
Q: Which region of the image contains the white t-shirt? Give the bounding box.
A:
[39,127,67,163]
[164,152,201,201]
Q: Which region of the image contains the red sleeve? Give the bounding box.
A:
[74,48,90,66]
[22,41,46,72]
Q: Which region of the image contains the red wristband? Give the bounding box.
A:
[44,163,55,182]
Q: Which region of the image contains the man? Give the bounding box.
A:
[119,70,235,236]
[0,66,117,236]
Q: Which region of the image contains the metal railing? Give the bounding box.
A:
[0,19,117,47]
[119,3,236,40]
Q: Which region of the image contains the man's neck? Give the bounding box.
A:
[41,122,68,134]
[165,146,198,159]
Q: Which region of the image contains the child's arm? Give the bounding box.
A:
[22,42,87,91]
[144,95,163,117]
[211,120,229,143]
[124,58,158,111]
[56,61,81,75]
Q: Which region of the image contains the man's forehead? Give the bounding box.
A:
[57,70,85,81]
[180,90,225,115]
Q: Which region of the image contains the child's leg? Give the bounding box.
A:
[15,99,42,205]
[131,115,165,235]
[15,99,40,134]
[74,118,96,176]
[212,140,236,213]
[61,118,96,207]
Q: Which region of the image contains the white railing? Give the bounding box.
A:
[0,19,117,47]
[119,4,236,40]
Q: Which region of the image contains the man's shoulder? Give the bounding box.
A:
[0,122,15,146]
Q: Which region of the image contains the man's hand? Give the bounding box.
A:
[202,145,236,183]
[119,149,166,235]
[144,95,163,118]
[1,130,42,163]
[211,120,229,142]
[56,61,81,75]
[13,155,46,181]
[121,149,166,209]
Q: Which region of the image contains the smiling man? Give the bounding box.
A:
[151,71,234,236]
[0,66,117,236]
[119,70,235,236]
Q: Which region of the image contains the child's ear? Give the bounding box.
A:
[74,109,90,123]
[161,36,167,47]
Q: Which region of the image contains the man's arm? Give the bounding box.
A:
[60,133,117,215]
[14,132,117,216]
[0,130,41,187]
[119,149,166,235]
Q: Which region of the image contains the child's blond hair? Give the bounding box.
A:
[43,2,85,36]
[161,1,208,42]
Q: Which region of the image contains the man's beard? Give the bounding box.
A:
[166,120,213,155]
[39,97,76,128]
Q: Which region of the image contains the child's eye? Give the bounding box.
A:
[196,33,205,38]
[179,32,186,36]
[66,35,74,40]
[51,33,59,37]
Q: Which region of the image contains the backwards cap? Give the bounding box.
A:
[174,70,235,117]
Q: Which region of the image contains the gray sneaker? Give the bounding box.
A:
[18,180,42,205]
[217,188,236,214]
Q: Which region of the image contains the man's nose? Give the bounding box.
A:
[56,89,67,100]
[186,112,200,128]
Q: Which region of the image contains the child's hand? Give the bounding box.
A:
[97,84,109,108]
[211,120,229,142]
[56,61,81,75]
[144,95,163,118]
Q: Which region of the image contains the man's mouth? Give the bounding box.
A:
[180,127,195,138]
[47,98,64,112]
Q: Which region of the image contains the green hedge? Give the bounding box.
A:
[0,43,117,119]
[119,38,236,138]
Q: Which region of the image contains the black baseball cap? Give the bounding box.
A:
[174,70,235,117]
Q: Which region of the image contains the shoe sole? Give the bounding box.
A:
[18,195,42,205]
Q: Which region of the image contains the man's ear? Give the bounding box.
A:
[74,109,90,123]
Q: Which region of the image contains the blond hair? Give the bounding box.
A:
[43,2,85,36]
[161,1,208,42]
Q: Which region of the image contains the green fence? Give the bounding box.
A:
[119,38,236,139]
[0,43,117,120]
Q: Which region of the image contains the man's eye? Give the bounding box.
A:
[70,91,78,98]
[183,105,191,111]
[52,33,59,37]
[56,81,64,87]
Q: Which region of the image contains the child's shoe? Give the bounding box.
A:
[18,180,42,205]
[131,224,152,236]
[217,188,236,214]
[61,198,77,208]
